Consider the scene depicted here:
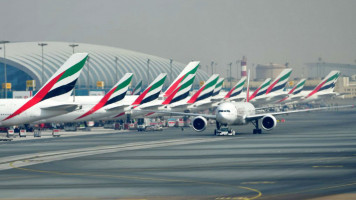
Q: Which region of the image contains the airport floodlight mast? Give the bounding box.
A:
[38,43,48,87]
[87,56,90,93]
[0,41,9,98]
[69,44,79,101]
[69,43,79,54]
[147,58,150,86]
[169,58,173,87]
[228,62,232,88]
[211,61,217,75]
[115,56,118,83]
[236,60,241,80]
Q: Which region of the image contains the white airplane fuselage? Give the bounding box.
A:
[216,102,255,125]
[0,98,78,126]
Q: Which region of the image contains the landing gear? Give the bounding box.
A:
[214,123,235,136]
[252,119,262,134]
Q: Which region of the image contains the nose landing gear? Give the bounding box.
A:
[214,122,236,136]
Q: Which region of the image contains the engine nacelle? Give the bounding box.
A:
[261,114,277,130]
[192,116,208,132]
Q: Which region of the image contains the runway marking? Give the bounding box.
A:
[0,138,228,171]
[241,181,275,185]
[312,165,343,168]
[261,181,356,199]
[5,137,262,200]
[10,161,262,200]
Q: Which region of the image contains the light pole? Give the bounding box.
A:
[38,43,48,87]
[228,62,232,88]
[69,44,79,101]
[87,56,90,93]
[69,44,78,54]
[147,58,150,86]
[115,56,118,83]
[0,41,10,98]
[211,61,214,75]
[236,60,240,80]
[169,59,173,86]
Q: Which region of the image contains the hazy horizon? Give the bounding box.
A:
[1,0,356,79]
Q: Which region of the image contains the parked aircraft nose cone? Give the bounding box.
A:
[216,102,236,124]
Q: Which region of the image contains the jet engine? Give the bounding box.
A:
[192,116,208,132]
[261,114,277,130]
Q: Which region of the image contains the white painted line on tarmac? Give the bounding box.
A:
[0,137,229,171]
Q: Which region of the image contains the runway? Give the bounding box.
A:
[0,109,356,199]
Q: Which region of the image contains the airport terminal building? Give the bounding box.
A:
[0,42,209,97]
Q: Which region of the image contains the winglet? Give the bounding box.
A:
[132,73,167,106]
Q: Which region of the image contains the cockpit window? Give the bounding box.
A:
[218,110,230,113]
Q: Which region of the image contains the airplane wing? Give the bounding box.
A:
[133,109,216,119]
[40,104,80,112]
[105,104,129,112]
[245,105,354,121]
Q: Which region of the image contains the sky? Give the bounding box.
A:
[1,0,356,79]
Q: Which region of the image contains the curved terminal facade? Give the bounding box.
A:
[0,42,209,93]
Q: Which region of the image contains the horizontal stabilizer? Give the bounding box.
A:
[40,104,80,112]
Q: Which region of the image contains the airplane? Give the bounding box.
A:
[135,74,197,118]
[144,71,353,135]
[249,68,293,104]
[131,80,142,95]
[0,53,88,127]
[276,78,306,104]
[34,73,133,123]
[163,61,199,98]
[223,76,247,102]
[107,73,167,120]
[276,71,340,105]
[108,61,200,120]
[131,73,220,118]
[210,78,225,102]
[247,78,271,103]
[299,70,340,103]
[169,74,220,112]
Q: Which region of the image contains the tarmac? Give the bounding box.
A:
[0,109,356,200]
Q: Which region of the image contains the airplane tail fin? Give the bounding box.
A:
[305,70,340,99]
[76,73,133,120]
[246,71,250,102]
[132,73,167,106]
[3,53,88,121]
[131,80,142,95]
[35,53,88,102]
[162,74,196,105]
[187,74,219,104]
[212,78,224,97]
[249,78,271,101]
[224,77,246,99]
[289,78,306,95]
[164,61,200,97]
[265,68,293,95]
[103,73,133,106]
